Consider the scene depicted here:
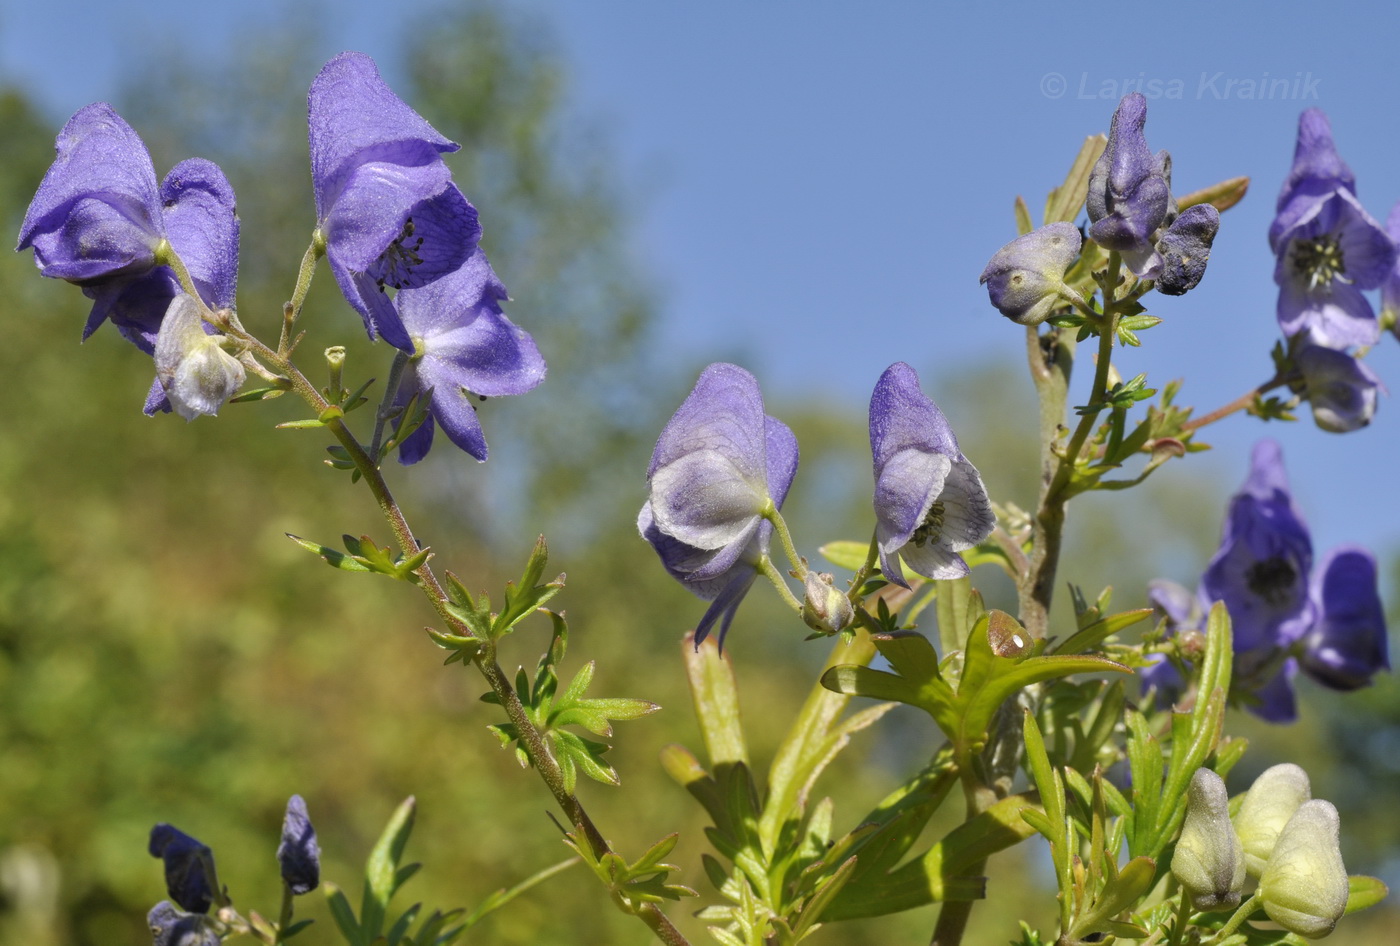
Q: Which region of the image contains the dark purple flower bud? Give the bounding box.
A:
[639,364,798,647]
[308,52,482,352]
[978,223,1081,324]
[391,249,545,464]
[1295,342,1382,433]
[1273,188,1396,348]
[277,795,321,896]
[1298,546,1390,690]
[148,824,216,914]
[1086,94,1172,277]
[1270,109,1357,253]
[1155,203,1220,296]
[869,363,993,589]
[17,111,239,375]
[147,901,219,946]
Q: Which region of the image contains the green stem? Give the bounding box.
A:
[274,882,294,944]
[762,503,807,579]
[758,556,804,614]
[1164,889,1192,946]
[1211,894,1260,942]
[1180,374,1291,432]
[280,236,325,354]
[847,530,880,598]
[224,321,693,946]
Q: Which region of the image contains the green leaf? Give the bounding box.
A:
[791,855,858,939]
[818,540,870,572]
[228,384,287,403]
[1176,175,1250,213]
[683,632,749,769]
[286,534,372,573]
[276,417,329,430]
[552,729,619,786]
[1044,133,1107,224]
[325,883,362,946]
[462,858,579,927]
[362,797,417,938]
[1070,855,1155,939]
[1054,608,1153,655]
[491,536,565,638]
[1344,874,1389,915]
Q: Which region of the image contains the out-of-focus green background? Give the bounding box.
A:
[1,4,1397,944]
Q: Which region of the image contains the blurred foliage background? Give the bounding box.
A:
[1,3,1397,944]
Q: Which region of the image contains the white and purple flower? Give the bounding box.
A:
[639,364,798,647]
[869,363,994,587]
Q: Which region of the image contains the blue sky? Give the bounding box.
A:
[5,0,1400,570]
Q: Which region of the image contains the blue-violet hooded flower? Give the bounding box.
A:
[17,107,240,381]
[1298,545,1390,691]
[1295,341,1381,433]
[278,794,321,896]
[392,248,545,464]
[148,824,217,914]
[1270,110,1396,348]
[639,363,798,647]
[308,51,482,352]
[1086,93,1173,277]
[1201,440,1314,721]
[869,362,994,587]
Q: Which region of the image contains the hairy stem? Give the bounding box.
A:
[1180,373,1291,432]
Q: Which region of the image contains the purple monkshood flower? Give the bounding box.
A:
[278,795,321,896]
[1299,545,1390,691]
[1269,109,1357,252]
[1270,110,1396,348]
[16,107,239,368]
[869,363,994,588]
[979,223,1082,325]
[308,51,482,352]
[639,363,798,647]
[1202,440,1315,657]
[392,249,545,464]
[1295,341,1382,433]
[148,902,219,946]
[1087,93,1172,277]
[148,824,217,914]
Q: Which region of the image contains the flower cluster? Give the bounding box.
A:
[1086,93,1221,294]
[16,105,243,417]
[147,796,319,944]
[16,53,543,460]
[639,362,992,647]
[1171,765,1349,937]
[1146,440,1389,721]
[1271,110,1394,432]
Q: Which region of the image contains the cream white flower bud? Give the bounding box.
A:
[154,293,245,420]
[1259,799,1349,938]
[1172,768,1245,911]
[1232,763,1311,877]
[801,571,854,634]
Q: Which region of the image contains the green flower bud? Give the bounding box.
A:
[1232,763,1311,877]
[978,223,1083,325]
[802,572,853,634]
[1172,768,1245,911]
[1259,800,1349,938]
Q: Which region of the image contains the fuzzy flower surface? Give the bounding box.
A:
[1258,800,1350,938]
[1156,203,1221,296]
[148,902,219,946]
[1298,545,1390,690]
[17,107,240,366]
[639,363,798,647]
[148,824,217,914]
[1200,440,1313,721]
[308,51,481,351]
[1270,110,1396,347]
[1295,341,1382,433]
[1172,768,1245,911]
[869,362,993,588]
[1086,93,1172,277]
[392,249,545,463]
[978,222,1081,324]
[277,795,321,896]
